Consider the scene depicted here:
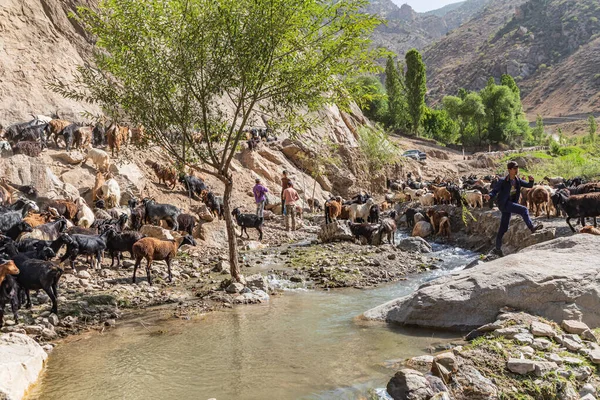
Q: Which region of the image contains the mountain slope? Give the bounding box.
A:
[423,0,600,116]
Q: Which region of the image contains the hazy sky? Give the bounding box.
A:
[392,0,463,13]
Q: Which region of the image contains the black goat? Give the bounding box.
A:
[404,208,420,229]
[105,230,144,268]
[0,201,38,232]
[204,191,224,220]
[367,204,380,223]
[0,273,20,328]
[93,213,128,233]
[177,213,196,236]
[343,193,371,206]
[56,123,80,151]
[4,221,33,240]
[18,124,48,148]
[61,230,111,270]
[552,191,600,232]
[92,122,106,146]
[179,175,207,199]
[12,256,63,315]
[16,233,73,255]
[142,199,181,231]
[347,221,381,245]
[379,210,398,245]
[232,208,263,241]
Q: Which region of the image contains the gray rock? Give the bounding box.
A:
[560,381,579,400]
[386,369,433,400]
[562,356,584,366]
[580,383,596,397]
[572,366,593,381]
[363,236,600,330]
[41,328,57,340]
[48,313,59,326]
[514,333,534,345]
[531,321,556,337]
[532,338,552,351]
[493,327,526,339]
[534,361,558,377]
[225,282,245,294]
[562,320,589,335]
[245,274,269,291]
[580,395,597,400]
[430,393,452,400]
[318,221,354,243]
[590,348,600,364]
[23,325,44,335]
[425,375,448,394]
[0,333,48,400]
[455,365,497,397]
[582,329,597,342]
[546,353,563,364]
[406,355,434,370]
[213,261,230,274]
[559,335,583,351]
[507,358,536,374]
[77,270,91,279]
[397,237,433,254]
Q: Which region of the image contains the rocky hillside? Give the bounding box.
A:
[366,0,490,60]
[423,0,600,117]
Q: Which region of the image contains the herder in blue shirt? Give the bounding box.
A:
[484,160,544,257]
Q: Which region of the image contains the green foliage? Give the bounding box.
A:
[384,56,409,130]
[421,107,458,144]
[357,125,399,174]
[405,49,427,135]
[589,114,598,142]
[480,78,529,144]
[346,75,388,124]
[442,92,487,145]
[532,114,546,144]
[514,144,600,181]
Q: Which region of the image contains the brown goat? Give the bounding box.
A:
[92,171,106,202]
[432,186,452,205]
[0,179,14,206]
[131,236,194,285]
[106,123,129,157]
[44,200,78,221]
[148,161,177,189]
[520,187,531,208]
[74,126,92,149]
[12,141,42,157]
[528,186,550,218]
[580,225,600,235]
[130,126,145,145]
[438,216,451,238]
[0,260,19,287]
[48,119,71,146]
[426,209,449,233]
[23,212,54,228]
[324,197,342,224]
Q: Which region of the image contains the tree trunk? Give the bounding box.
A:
[222,176,241,282]
[311,178,317,213]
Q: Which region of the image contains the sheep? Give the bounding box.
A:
[324,197,342,224]
[105,230,144,268]
[447,185,462,206]
[149,161,177,189]
[12,141,42,157]
[380,201,392,211]
[438,216,451,238]
[232,207,264,240]
[131,235,196,284]
[106,123,129,157]
[4,120,43,143]
[32,114,53,124]
[92,171,106,202]
[0,269,19,329]
[142,199,181,231]
[426,209,449,233]
[75,198,95,228]
[418,193,435,207]
[179,174,207,199]
[46,119,72,147]
[379,210,397,245]
[83,148,111,172]
[0,140,12,156]
[464,190,483,208]
[552,191,600,232]
[12,256,63,315]
[528,186,551,218]
[74,126,92,149]
[343,193,371,206]
[347,221,381,245]
[61,230,112,270]
[348,198,375,223]
[177,213,196,236]
[102,178,121,208]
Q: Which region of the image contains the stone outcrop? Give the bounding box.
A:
[318,221,354,243]
[397,237,433,253]
[0,333,48,400]
[364,235,600,330]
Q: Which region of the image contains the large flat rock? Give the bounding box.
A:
[0,333,48,400]
[363,235,600,331]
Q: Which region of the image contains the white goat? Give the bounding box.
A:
[75,197,95,228]
[348,198,375,222]
[418,193,435,207]
[83,148,111,172]
[464,190,483,208]
[102,178,121,208]
[0,141,12,157]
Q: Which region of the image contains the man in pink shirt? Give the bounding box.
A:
[282,181,300,231]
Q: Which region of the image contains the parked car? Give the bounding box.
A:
[402,149,427,161]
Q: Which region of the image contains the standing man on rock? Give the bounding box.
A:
[282,181,300,231]
[280,170,291,216]
[253,178,269,220]
[484,161,543,257]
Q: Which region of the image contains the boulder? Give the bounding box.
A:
[194,204,215,222]
[561,320,590,335]
[412,221,433,238]
[363,235,600,330]
[386,369,433,400]
[140,225,179,241]
[318,221,354,243]
[507,358,536,374]
[0,333,48,400]
[534,361,558,377]
[52,151,86,165]
[397,237,432,253]
[226,282,245,294]
[454,365,497,397]
[245,274,269,292]
[531,321,556,337]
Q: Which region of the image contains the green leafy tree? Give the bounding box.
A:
[405,49,427,135]
[384,57,408,130]
[532,114,545,144]
[421,107,458,144]
[442,93,486,145]
[345,75,388,124]
[357,125,399,182]
[589,114,598,143]
[480,78,520,144]
[54,0,382,281]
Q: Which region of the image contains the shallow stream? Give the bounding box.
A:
[29,236,477,400]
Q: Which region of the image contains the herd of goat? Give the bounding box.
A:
[1,114,600,328]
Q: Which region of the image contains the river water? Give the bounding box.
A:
[29,239,477,400]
